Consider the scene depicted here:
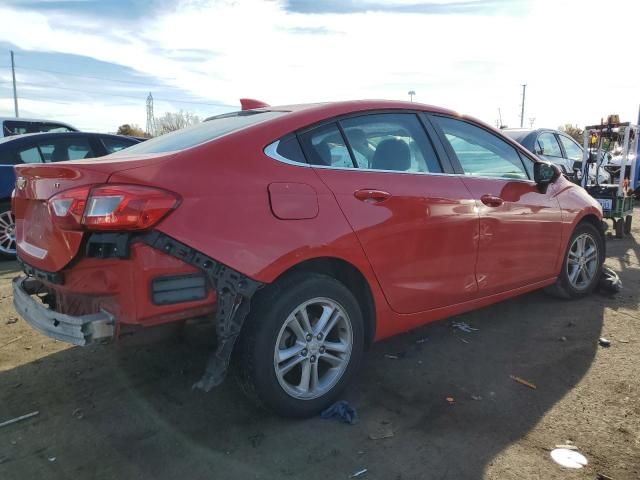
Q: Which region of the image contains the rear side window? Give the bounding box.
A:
[299,123,354,168]
[340,113,442,172]
[18,147,43,164]
[433,116,529,180]
[37,137,95,162]
[558,135,583,162]
[113,111,285,156]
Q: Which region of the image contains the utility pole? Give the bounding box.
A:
[520,84,527,128]
[10,50,19,117]
[408,90,415,102]
[498,108,504,128]
[528,117,536,128]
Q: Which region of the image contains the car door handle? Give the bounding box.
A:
[354,189,391,203]
[480,194,504,207]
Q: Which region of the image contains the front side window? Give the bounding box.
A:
[37,137,94,162]
[558,135,583,162]
[340,114,442,173]
[433,116,529,180]
[536,133,563,158]
[299,123,354,168]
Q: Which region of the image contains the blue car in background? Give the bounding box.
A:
[0,131,142,259]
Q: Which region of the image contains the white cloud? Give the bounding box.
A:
[1,0,639,131]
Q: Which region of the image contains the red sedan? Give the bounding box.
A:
[12,100,604,417]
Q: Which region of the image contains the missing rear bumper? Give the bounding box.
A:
[12,276,115,346]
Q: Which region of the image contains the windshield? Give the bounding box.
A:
[501,130,532,143]
[112,110,285,156]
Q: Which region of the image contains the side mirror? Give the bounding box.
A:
[534,162,560,189]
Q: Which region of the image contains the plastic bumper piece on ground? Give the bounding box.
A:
[12,276,115,346]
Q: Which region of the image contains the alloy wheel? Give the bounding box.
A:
[0,210,16,256]
[566,233,598,290]
[273,297,353,400]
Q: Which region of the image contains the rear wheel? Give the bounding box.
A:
[0,204,16,260]
[546,222,604,299]
[236,272,364,418]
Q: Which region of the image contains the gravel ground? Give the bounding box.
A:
[1,209,639,480]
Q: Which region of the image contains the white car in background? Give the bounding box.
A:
[1,117,77,137]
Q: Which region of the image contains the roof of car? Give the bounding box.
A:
[0,131,140,146]
[0,117,76,127]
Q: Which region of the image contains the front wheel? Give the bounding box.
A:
[236,272,364,418]
[0,204,16,260]
[546,222,604,299]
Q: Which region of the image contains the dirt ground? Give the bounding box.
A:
[1,210,639,480]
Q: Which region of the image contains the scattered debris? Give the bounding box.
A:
[618,339,630,344]
[320,400,358,425]
[451,321,478,333]
[598,266,622,294]
[48,457,56,463]
[249,432,264,448]
[350,468,368,478]
[596,473,614,480]
[415,337,428,344]
[459,338,470,344]
[554,444,578,450]
[0,336,23,349]
[599,337,611,348]
[72,408,84,420]
[550,448,588,469]
[0,411,40,429]
[368,422,394,440]
[510,375,537,390]
[471,395,482,401]
[559,336,567,342]
[0,456,7,464]
[446,397,455,405]
[384,354,399,360]
[24,346,32,351]
[5,317,18,325]
[567,321,576,328]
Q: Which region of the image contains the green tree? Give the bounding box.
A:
[558,124,584,144]
[116,124,147,137]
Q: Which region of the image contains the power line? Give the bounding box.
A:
[0,64,181,89]
[14,80,235,108]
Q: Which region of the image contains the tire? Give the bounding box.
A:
[235,272,364,418]
[615,218,625,239]
[0,203,16,260]
[546,222,605,299]
[624,215,632,235]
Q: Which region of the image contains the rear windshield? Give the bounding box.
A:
[112,111,285,156]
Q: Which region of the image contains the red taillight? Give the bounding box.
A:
[49,184,179,231]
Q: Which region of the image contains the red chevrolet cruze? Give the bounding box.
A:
[13,100,604,417]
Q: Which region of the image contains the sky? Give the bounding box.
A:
[0,0,639,133]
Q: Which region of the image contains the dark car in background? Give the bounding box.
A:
[502,128,586,181]
[0,132,141,259]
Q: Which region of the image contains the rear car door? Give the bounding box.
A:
[300,112,479,314]
[429,115,563,296]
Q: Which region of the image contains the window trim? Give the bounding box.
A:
[264,109,454,176]
[427,113,536,183]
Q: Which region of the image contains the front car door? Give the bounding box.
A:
[428,115,563,296]
[299,112,479,314]
[535,131,573,174]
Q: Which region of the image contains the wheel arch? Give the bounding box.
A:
[271,256,377,348]
[576,212,606,256]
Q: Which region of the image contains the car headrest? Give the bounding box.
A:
[372,138,410,171]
